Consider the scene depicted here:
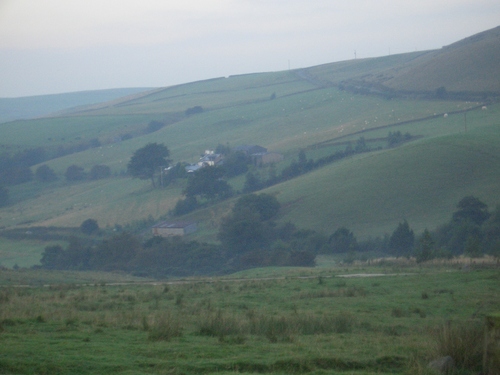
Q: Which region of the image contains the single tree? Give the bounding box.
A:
[328,227,358,253]
[415,229,435,263]
[65,165,86,181]
[452,196,490,226]
[184,166,233,200]
[80,218,99,235]
[243,171,262,193]
[35,164,58,182]
[218,206,268,254]
[127,143,170,187]
[389,220,415,257]
[233,193,280,221]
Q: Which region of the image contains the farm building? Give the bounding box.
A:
[252,152,284,166]
[152,221,197,237]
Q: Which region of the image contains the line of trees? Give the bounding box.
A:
[38,195,500,277]
[39,194,315,276]
[333,196,500,263]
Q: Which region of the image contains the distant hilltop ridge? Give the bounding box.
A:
[305,25,500,100]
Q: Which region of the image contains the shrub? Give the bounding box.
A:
[65,165,86,181]
[35,164,58,182]
[80,219,99,235]
[198,310,243,338]
[332,311,356,333]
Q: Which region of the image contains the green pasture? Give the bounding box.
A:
[0,60,498,264]
[32,85,472,170]
[0,237,56,268]
[0,177,184,230]
[0,114,159,150]
[268,120,500,239]
[1,90,495,240]
[0,265,498,374]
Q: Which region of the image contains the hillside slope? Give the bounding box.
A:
[0,87,153,124]
[269,117,500,238]
[306,26,500,97]
[0,27,499,250]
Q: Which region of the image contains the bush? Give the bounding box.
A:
[80,219,99,235]
[173,196,198,216]
[65,165,86,181]
[35,165,58,182]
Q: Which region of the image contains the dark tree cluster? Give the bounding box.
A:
[65,165,86,181]
[218,193,316,269]
[220,150,250,177]
[387,131,411,147]
[145,120,165,134]
[127,143,171,187]
[173,166,233,215]
[184,166,233,200]
[40,231,227,277]
[35,165,58,182]
[370,196,500,262]
[242,143,374,195]
[0,151,37,186]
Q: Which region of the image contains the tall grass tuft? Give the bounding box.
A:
[433,320,483,371]
[198,309,243,338]
[147,312,183,341]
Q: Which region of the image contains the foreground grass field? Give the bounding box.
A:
[0,263,498,374]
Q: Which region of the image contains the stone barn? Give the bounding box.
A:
[152,221,197,237]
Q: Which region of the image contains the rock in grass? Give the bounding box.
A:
[428,356,455,374]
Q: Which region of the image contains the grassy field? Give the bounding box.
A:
[267,110,500,238]
[0,263,498,374]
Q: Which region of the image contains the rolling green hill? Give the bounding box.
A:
[306,26,500,97]
[1,27,500,266]
[0,87,153,124]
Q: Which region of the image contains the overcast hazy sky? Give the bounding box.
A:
[0,0,499,97]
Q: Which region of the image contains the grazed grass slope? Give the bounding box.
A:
[308,26,500,95]
[269,119,500,238]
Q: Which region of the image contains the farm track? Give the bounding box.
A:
[9,272,417,288]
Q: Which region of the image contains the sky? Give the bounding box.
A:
[0,0,499,98]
